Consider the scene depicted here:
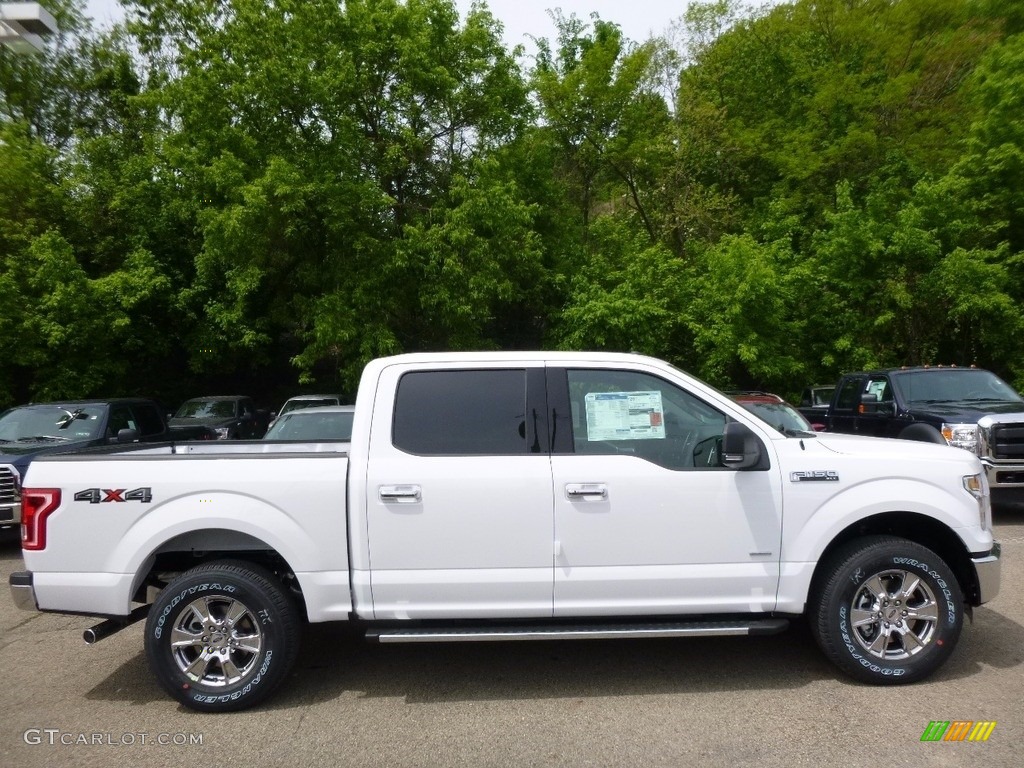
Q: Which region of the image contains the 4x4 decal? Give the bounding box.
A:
[74,487,153,504]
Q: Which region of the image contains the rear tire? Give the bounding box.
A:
[810,536,962,684]
[145,560,300,712]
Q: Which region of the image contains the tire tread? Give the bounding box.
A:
[144,559,301,712]
[809,535,962,685]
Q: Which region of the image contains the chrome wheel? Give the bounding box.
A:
[848,568,939,660]
[169,595,263,686]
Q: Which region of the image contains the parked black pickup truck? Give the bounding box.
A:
[824,366,1024,506]
[169,395,271,440]
[0,398,215,534]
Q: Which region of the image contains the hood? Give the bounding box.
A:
[813,432,967,462]
[904,400,1024,422]
[0,437,97,466]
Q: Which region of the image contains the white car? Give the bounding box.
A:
[263,405,354,441]
[269,394,344,429]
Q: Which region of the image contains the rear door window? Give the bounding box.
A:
[393,369,528,455]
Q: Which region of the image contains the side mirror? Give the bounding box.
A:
[116,428,140,443]
[860,400,895,416]
[721,422,765,470]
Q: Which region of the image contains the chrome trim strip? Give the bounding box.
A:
[372,620,789,643]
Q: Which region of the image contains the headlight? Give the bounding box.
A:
[213,427,231,439]
[941,423,978,452]
[963,473,991,531]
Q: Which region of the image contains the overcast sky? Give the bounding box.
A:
[83,0,689,48]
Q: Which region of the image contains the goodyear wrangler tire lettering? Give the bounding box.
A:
[144,561,300,713]
[811,536,962,685]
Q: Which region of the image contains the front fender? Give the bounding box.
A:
[775,476,987,614]
[785,477,978,564]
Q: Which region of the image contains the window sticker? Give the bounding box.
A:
[584,391,666,441]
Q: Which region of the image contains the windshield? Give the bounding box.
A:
[174,399,238,419]
[279,397,340,417]
[0,405,103,442]
[738,401,813,435]
[893,369,1022,404]
[264,410,354,441]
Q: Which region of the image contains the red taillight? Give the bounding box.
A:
[21,488,61,551]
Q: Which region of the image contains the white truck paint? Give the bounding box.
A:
[10,352,1002,712]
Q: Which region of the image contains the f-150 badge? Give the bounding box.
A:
[790,471,839,482]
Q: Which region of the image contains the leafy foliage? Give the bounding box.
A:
[2,0,1024,408]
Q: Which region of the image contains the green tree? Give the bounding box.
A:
[554,216,690,358]
[684,233,807,388]
[129,0,538,386]
[531,12,671,241]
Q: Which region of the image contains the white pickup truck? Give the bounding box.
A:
[10,352,1002,712]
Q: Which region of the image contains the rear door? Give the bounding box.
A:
[548,365,783,616]
[364,364,554,619]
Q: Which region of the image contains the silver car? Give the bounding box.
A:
[262,405,354,441]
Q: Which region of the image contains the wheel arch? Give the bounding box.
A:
[129,528,308,620]
[897,423,946,443]
[807,512,980,606]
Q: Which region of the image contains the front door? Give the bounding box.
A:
[548,366,783,616]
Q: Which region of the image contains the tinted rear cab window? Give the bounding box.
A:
[393,369,528,455]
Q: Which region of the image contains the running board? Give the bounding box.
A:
[367,618,789,644]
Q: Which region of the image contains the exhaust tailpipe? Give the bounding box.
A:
[83,604,151,644]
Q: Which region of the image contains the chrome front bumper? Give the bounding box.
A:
[0,502,19,527]
[982,462,1024,490]
[9,571,36,611]
[971,542,1001,605]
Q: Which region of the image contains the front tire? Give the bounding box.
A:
[810,536,963,684]
[145,560,300,712]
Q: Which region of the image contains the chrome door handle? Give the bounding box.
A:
[379,485,422,503]
[565,483,608,501]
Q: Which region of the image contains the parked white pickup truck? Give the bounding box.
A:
[10,352,1001,712]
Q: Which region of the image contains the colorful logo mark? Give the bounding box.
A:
[920,721,996,742]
